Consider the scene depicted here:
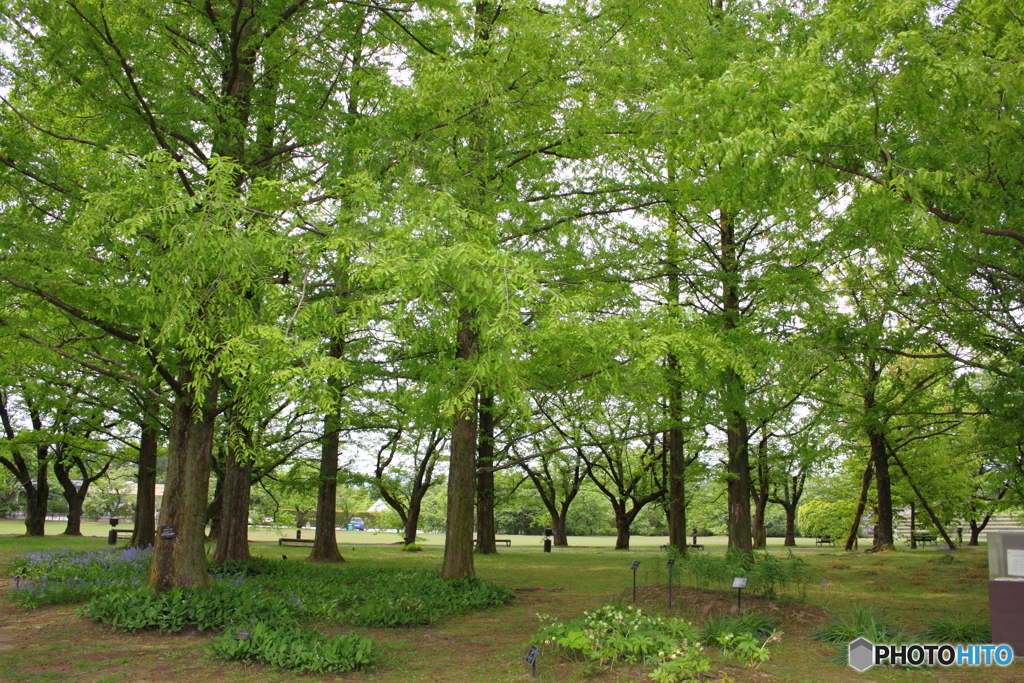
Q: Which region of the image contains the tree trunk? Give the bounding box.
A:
[552,515,569,547]
[751,457,769,550]
[475,393,497,554]
[720,210,752,558]
[909,501,916,550]
[309,403,344,562]
[441,313,478,580]
[725,375,752,557]
[868,428,894,550]
[24,479,48,537]
[614,504,631,550]
[405,495,423,546]
[213,416,253,563]
[53,450,93,537]
[968,517,987,546]
[148,374,217,592]
[206,457,224,542]
[844,459,873,550]
[131,415,159,548]
[782,503,797,546]
[666,352,688,553]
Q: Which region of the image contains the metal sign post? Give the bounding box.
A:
[525,645,539,678]
[631,561,641,602]
[667,558,676,608]
[732,577,747,611]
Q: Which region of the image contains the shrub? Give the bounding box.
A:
[210,622,374,673]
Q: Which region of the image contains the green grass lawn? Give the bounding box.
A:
[0,524,1011,683]
[0,518,824,549]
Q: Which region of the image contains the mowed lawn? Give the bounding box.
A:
[0,523,1013,683]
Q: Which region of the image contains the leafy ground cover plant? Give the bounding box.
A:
[210,622,374,674]
[533,604,712,680]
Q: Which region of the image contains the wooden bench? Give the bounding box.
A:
[660,544,704,550]
[911,532,937,545]
[474,538,512,547]
[107,528,134,544]
[279,537,315,546]
[815,536,835,546]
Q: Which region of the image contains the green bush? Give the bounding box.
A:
[210,622,374,673]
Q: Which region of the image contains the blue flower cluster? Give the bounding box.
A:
[9,546,153,608]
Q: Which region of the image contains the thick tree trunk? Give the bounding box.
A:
[441,314,478,580]
[968,518,987,546]
[666,376,687,554]
[404,496,423,546]
[131,416,159,547]
[309,406,344,562]
[725,383,753,556]
[61,489,86,536]
[53,450,93,537]
[720,211,752,558]
[552,515,568,547]
[614,505,631,550]
[148,375,217,592]
[24,481,48,537]
[475,393,497,554]
[213,416,253,563]
[782,504,797,546]
[868,429,894,550]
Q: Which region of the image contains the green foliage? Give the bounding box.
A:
[81,584,302,632]
[675,549,811,600]
[12,548,511,632]
[9,546,151,608]
[401,543,423,552]
[920,613,991,644]
[533,604,705,671]
[797,499,852,542]
[210,622,373,674]
[812,604,905,645]
[714,631,776,668]
[700,613,777,643]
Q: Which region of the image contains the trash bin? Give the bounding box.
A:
[543,539,551,553]
[346,523,354,531]
[108,529,118,545]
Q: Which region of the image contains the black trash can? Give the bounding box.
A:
[108,528,118,545]
[543,539,551,553]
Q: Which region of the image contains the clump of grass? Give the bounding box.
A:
[812,604,904,644]
[813,604,906,665]
[701,612,777,643]
[920,613,990,644]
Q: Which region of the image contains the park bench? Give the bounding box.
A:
[911,531,937,545]
[107,528,134,545]
[659,544,704,550]
[474,538,512,547]
[815,536,835,546]
[278,537,315,546]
